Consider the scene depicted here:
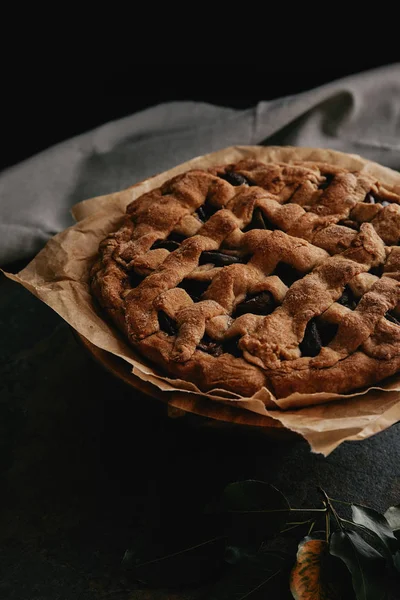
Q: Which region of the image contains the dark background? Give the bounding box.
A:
[2,59,397,173]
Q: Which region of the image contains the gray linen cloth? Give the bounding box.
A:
[1,64,399,266]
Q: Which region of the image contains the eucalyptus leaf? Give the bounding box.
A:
[330,530,387,600]
[223,480,290,548]
[383,505,400,537]
[352,505,398,553]
[341,520,394,566]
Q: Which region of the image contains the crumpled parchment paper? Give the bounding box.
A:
[6,146,400,455]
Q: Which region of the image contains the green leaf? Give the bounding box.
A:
[122,535,226,587]
[290,538,343,599]
[223,480,290,548]
[352,505,398,554]
[383,505,400,538]
[223,480,290,511]
[340,520,394,567]
[330,530,387,600]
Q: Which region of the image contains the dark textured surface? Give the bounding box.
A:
[1,273,400,599]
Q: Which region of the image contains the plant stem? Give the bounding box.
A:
[308,521,316,536]
[318,487,343,531]
[325,502,330,543]
[229,508,327,514]
[280,518,314,534]
[132,535,225,569]
[328,497,353,507]
[238,568,283,600]
[340,518,357,527]
[100,591,130,598]
[290,508,327,513]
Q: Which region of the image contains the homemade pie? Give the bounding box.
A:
[90,157,400,398]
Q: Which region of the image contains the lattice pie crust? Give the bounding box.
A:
[91,157,400,398]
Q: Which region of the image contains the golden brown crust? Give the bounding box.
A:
[138,332,268,397]
[90,157,400,398]
[270,352,400,397]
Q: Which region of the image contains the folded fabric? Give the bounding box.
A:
[1,64,399,266]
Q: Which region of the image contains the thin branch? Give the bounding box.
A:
[238,568,283,600]
[328,497,353,507]
[318,487,343,530]
[132,535,225,569]
[100,590,130,599]
[308,521,316,536]
[229,508,327,514]
[325,502,330,543]
[280,524,307,534]
[280,518,313,534]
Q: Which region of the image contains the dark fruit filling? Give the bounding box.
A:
[369,264,384,277]
[300,319,322,357]
[197,335,242,358]
[385,312,400,326]
[199,251,246,267]
[151,239,181,251]
[364,193,375,204]
[234,291,276,317]
[300,286,360,356]
[196,202,219,222]
[178,278,211,302]
[338,219,360,231]
[243,208,275,231]
[364,192,390,207]
[197,333,224,357]
[319,173,335,190]
[274,263,301,287]
[317,320,338,347]
[219,171,254,186]
[128,270,146,288]
[337,286,358,310]
[167,231,187,244]
[222,336,242,358]
[158,311,177,336]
